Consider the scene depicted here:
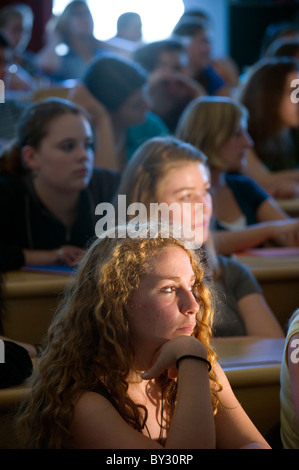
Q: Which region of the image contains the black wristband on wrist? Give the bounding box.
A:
[176,354,211,372]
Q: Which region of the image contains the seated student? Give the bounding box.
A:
[0,3,37,87]
[174,9,240,91]
[70,54,169,171]
[106,12,143,59]
[16,222,271,449]
[115,12,143,43]
[280,308,299,449]
[176,96,299,256]
[172,14,232,97]
[266,37,299,60]
[0,33,29,148]
[0,98,120,272]
[260,21,299,58]
[134,38,205,132]
[115,136,283,338]
[34,1,109,82]
[239,57,299,199]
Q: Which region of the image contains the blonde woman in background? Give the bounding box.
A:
[176,96,299,256]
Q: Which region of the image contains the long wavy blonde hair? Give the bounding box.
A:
[17,223,220,448]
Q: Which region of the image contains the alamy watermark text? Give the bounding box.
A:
[94,196,204,249]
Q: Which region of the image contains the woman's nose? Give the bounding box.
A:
[179,288,199,315]
[243,129,254,148]
[78,143,88,159]
[195,192,212,221]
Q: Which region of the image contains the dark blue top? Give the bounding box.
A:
[215,173,269,230]
[195,65,225,95]
[203,65,225,95]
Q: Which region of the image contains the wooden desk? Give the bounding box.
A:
[2,270,72,344]
[234,249,299,330]
[213,336,285,437]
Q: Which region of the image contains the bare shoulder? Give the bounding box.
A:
[69,391,161,449]
[75,390,109,412]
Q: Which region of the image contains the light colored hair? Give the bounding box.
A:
[176,96,248,170]
[117,135,220,277]
[117,135,208,207]
[17,222,221,448]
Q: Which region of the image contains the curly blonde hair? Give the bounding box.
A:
[17,223,220,448]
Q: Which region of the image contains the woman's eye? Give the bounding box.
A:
[180,193,192,201]
[161,286,175,293]
[60,142,75,152]
[85,140,94,150]
[233,127,244,138]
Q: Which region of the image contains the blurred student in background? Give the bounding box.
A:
[0,33,30,148]
[176,96,299,255]
[134,38,205,132]
[172,12,234,97]
[260,21,299,58]
[70,54,169,171]
[0,98,120,272]
[239,57,299,199]
[34,1,110,82]
[106,12,143,59]
[0,2,36,82]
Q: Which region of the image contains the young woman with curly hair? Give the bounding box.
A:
[17,223,270,449]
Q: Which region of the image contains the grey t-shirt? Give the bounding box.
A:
[211,254,262,337]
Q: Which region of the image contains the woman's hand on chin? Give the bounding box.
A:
[141,335,207,380]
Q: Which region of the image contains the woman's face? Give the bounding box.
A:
[114,88,149,128]
[26,113,94,194]
[3,16,24,49]
[127,245,199,355]
[156,49,188,73]
[279,71,299,128]
[67,6,94,36]
[158,162,212,246]
[218,120,253,172]
[186,29,211,72]
[0,46,8,80]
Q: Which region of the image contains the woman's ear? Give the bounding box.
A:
[22,145,39,172]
